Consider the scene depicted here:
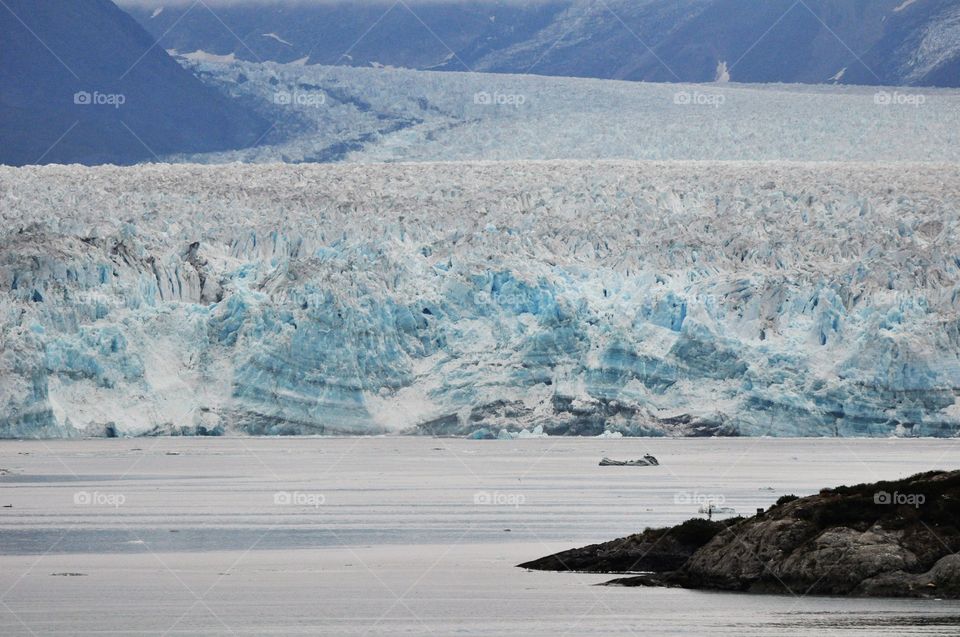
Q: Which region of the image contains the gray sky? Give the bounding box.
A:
[115,0,539,5]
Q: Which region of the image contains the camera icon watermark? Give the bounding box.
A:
[73,490,126,508]
[874,490,925,508]
[473,291,493,305]
[73,91,126,109]
[273,491,325,508]
[273,90,325,108]
[673,91,725,108]
[874,90,926,107]
[473,491,525,508]
[473,91,526,108]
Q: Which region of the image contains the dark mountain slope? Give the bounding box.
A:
[0,0,268,166]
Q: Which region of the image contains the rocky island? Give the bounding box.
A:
[520,470,960,598]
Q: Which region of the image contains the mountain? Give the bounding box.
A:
[0,0,268,166]
[3,161,960,438]
[121,0,960,87]
[465,0,960,86]
[122,1,570,70]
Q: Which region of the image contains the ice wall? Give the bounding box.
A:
[2,161,960,437]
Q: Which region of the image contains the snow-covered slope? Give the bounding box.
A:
[171,60,960,164]
[3,161,960,438]
[897,3,960,85]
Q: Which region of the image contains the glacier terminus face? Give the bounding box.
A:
[2,161,960,438]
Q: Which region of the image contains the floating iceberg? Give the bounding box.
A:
[517,425,549,439]
[496,425,549,440]
[599,455,658,466]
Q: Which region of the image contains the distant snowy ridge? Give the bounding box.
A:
[2,161,960,438]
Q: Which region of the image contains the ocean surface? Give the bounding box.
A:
[1,437,959,635]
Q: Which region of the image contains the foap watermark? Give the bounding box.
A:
[473,491,525,508]
[473,91,526,108]
[273,491,325,507]
[472,289,531,307]
[674,490,726,507]
[274,90,326,108]
[73,490,126,508]
[874,90,926,107]
[474,291,493,305]
[73,91,126,109]
[874,490,925,508]
[673,90,725,108]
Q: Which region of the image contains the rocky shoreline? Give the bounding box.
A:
[520,470,960,598]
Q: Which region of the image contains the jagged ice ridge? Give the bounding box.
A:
[2,161,960,438]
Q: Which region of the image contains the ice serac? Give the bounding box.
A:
[2,162,960,438]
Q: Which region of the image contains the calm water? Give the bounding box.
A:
[1,437,959,635]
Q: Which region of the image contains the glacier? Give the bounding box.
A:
[169,59,960,165]
[2,161,960,438]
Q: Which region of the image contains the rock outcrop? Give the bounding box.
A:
[523,471,960,598]
[518,518,738,574]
